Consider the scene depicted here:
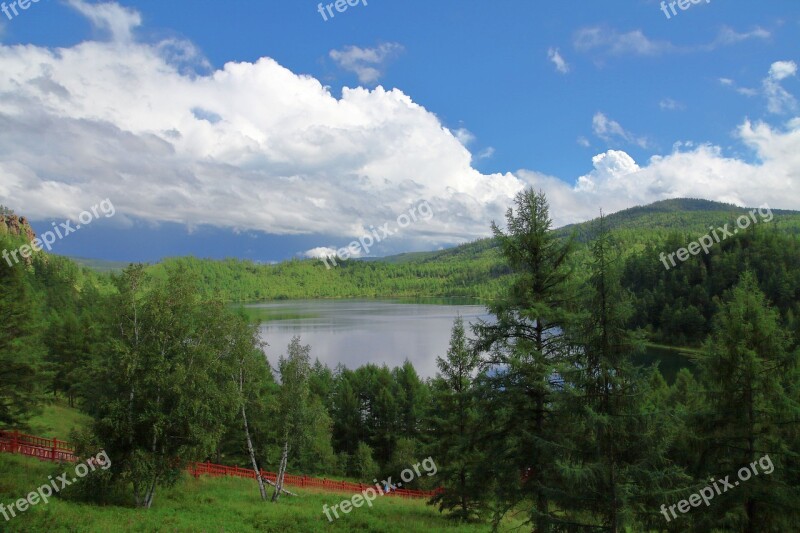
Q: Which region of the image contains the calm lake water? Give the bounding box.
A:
[244,299,693,381]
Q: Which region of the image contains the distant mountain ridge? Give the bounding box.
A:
[377,198,800,264]
[60,197,800,272]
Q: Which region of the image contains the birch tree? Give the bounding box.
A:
[84,265,242,508]
[227,312,272,501]
[272,336,311,502]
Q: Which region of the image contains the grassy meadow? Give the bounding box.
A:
[0,402,523,533]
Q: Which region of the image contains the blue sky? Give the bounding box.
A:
[0,0,798,262]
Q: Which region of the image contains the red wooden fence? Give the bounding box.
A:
[187,461,440,499]
[0,430,76,462]
[0,430,438,499]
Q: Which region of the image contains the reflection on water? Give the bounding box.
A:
[633,345,695,384]
[242,299,694,382]
[244,299,491,378]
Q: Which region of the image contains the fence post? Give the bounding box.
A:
[12,430,18,454]
[51,437,58,462]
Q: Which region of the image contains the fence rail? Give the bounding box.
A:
[0,430,76,462]
[0,430,438,499]
[187,461,440,499]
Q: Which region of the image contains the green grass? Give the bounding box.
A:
[4,405,519,531]
[643,342,703,355]
[0,453,521,532]
[25,398,91,439]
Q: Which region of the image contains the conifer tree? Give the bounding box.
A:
[0,244,46,427]
[556,214,685,531]
[428,317,483,520]
[472,188,577,532]
[694,272,800,531]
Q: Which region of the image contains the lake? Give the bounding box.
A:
[244,299,693,381]
[245,298,488,378]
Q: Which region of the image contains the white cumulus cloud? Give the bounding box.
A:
[303,247,341,259]
[1,2,799,254]
[0,14,523,251]
[592,112,648,148]
[518,119,800,227]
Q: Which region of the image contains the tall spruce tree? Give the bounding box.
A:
[472,188,576,532]
[694,271,800,531]
[428,316,483,521]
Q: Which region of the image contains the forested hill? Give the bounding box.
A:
[555,197,800,243]
[378,197,800,264]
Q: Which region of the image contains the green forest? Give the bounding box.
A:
[2,192,800,531]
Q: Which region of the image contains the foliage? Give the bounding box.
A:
[427,317,484,521]
[0,239,48,427]
[472,188,578,532]
[691,272,800,530]
[4,196,800,529]
[80,264,246,508]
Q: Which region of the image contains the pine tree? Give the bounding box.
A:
[694,271,800,531]
[428,317,483,520]
[472,188,577,532]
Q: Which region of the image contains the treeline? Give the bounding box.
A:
[146,201,800,352]
[147,249,508,302]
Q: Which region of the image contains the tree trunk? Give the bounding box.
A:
[609,460,618,533]
[533,323,549,533]
[263,477,298,496]
[535,394,549,533]
[242,403,268,501]
[144,474,158,509]
[745,375,756,533]
[141,414,160,509]
[133,480,143,508]
[272,440,289,502]
[460,468,468,517]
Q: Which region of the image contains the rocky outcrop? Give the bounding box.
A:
[0,213,37,241]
